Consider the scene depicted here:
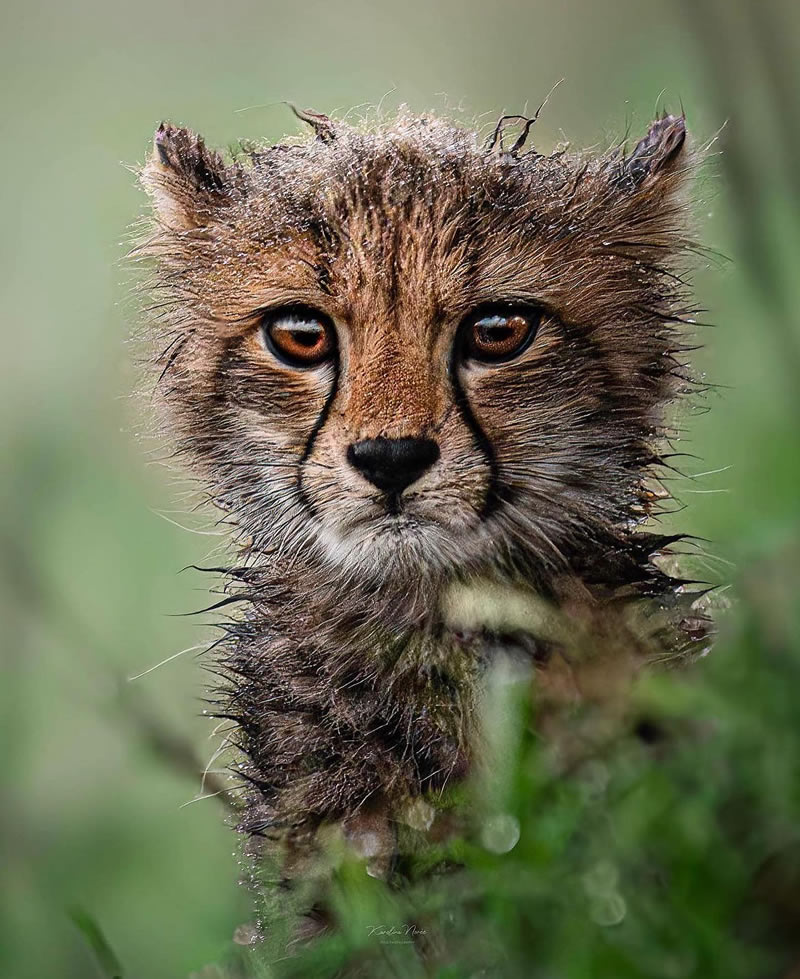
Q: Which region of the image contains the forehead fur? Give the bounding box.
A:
[140,109,694,333]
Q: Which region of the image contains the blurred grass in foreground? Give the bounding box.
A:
[232,548,800,979]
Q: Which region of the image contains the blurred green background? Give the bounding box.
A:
[1,1,798,976]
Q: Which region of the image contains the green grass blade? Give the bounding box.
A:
[68,907,126,979]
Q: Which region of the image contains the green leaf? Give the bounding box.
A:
[68,907,125,979]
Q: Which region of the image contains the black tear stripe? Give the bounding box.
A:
[448,348,508,521]
[296,353,340,517]
[215,340,338,521]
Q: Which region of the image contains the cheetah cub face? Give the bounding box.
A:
[141,110,692,589]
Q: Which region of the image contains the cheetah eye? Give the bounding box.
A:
[462,305,541,363]
[261,306,336,368]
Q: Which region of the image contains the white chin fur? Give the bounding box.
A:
[317,517,465,582]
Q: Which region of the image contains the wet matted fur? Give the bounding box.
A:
[134,107,712,877]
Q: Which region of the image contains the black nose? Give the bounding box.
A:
[346,437,440,494]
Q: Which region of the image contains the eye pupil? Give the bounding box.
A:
[479,323,514,344]
[291,329,320,348]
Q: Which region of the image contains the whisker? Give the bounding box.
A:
[128,643,207,681]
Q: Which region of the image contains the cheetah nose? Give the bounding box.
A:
[346,437,440,494]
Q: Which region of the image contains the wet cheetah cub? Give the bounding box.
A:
[138,106,708,880]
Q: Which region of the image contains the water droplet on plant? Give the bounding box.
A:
[589,892,626,927]
[480,812,520,854]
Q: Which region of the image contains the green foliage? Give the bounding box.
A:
[69,908,126,978]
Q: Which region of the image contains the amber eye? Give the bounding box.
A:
[261,307,335,367]
[463,306,540,363]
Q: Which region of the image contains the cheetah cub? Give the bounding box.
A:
[138,106,710,881]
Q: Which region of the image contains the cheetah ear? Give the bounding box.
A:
[621,113,688,190]
[141,123,234,230]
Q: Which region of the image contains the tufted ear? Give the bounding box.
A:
[621,113,688,190]
[141,123,235,231]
